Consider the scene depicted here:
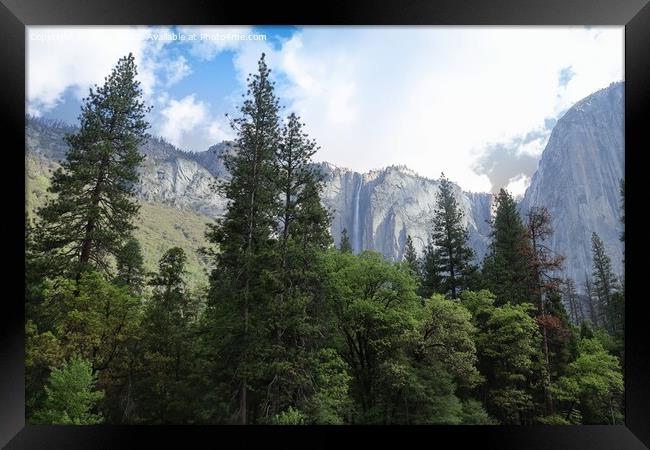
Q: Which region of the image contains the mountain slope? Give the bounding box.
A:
[25,152,212,287]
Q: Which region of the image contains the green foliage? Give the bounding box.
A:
[460,399,498,425]
[26,320,64,419]
[134,247,201,423]
[320,251,483,424]
[263,111,333,419]
[321,249,422,422]
[268,407,307,425]
[461,290,541,424]
[32,355,104,424]
[303,349,352,424]
[42,272,141,373]
[551,338,623,424]
[419,294,481,388]
[114,238,145,294]
[25,154,211,289]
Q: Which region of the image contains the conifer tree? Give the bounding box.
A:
[205,53,281,424]
[339,228,352,253]
[265,112,331,419]
[136,247,199,423]
[114,238,145,294]
[590,232,619,334]
[34,53,150,279]
[403,235,419,275]
[431,173,476,298]
[419,238,443,299]
[482,189,533,305]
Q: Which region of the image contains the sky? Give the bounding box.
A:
[26,26,623,196]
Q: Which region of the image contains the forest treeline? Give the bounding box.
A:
[25,53,625,425]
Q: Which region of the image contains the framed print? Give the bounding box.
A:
[1,0,649,448]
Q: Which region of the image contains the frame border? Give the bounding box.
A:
[1,0,648,448]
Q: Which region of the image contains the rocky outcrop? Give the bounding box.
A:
[320,164,492,262]
[520,82,624,286]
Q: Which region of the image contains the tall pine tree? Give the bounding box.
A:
[34,53,150,279]
[431,173,476,299]
[114,238,145,295]
[136,247,199,423]
[403,235,419,275]
[590,232,619,334]
[265,112,332,419]
[482,189,533,305]
[205,53,281,424]
[419,238,443,299]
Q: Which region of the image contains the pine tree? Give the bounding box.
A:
[339,228,352,253]
[482,189,533,305]
[431,173,476,298]
[591,232,619,334]
[419,238,443,299]
[114,238,145,294]
[266,112,332,419]
[136,247,199,423]
[403,235,419,275]
[34,53,150,279]
[522,207,565,416]
[205,53,282,424]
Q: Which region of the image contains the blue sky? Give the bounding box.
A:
[27,26,623,195]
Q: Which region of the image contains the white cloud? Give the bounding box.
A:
[26,26,177,115]
[157,94,232,150]
[158,55,192,87]
[228,26,623,193]
[207,120,232,143]
[505,174,531,199]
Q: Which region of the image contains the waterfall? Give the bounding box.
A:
[353,176,362,254]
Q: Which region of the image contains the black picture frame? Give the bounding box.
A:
[1,0,648,448]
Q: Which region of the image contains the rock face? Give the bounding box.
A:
[137,139,229,217]
[520,82,624,287]
[320,163,492,262]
